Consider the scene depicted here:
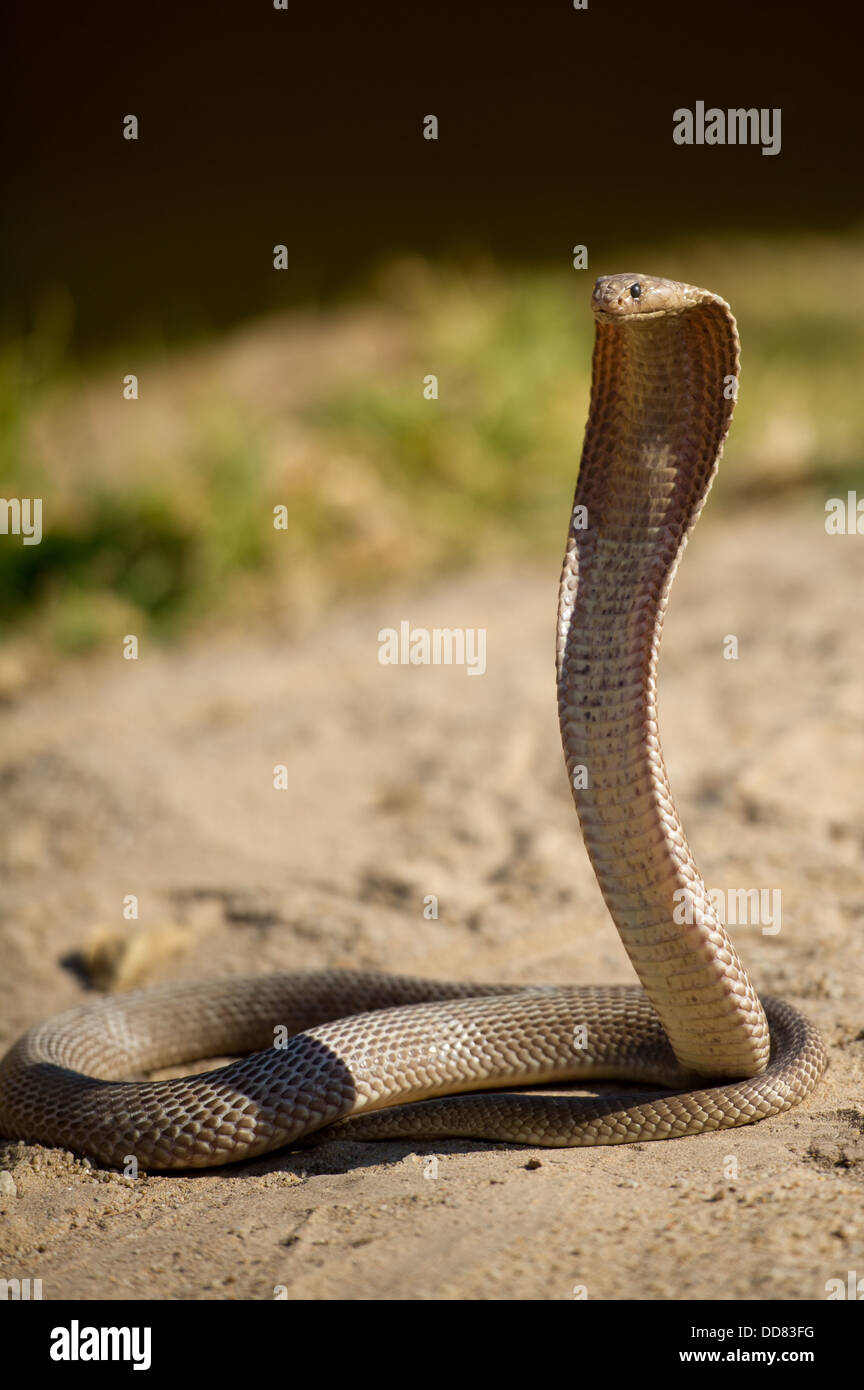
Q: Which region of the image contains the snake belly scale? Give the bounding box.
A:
[0,274,827,1169]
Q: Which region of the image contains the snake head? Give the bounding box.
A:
[592,274,699,321]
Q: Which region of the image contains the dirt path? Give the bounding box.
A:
[1,504,862,1300]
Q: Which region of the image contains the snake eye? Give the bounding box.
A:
[630,283,641,300]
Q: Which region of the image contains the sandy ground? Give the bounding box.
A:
[0,503,862,1302]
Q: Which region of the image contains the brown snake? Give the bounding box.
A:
[0,273,827,1169]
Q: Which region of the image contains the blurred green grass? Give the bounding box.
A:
[1,234,862,668]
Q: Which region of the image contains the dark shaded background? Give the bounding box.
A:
[4,0,863,351]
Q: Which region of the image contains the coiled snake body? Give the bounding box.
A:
[0,274,827,1169]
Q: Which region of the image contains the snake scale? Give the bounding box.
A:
[0,274,827,1169]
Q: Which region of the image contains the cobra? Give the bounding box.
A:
[0,273,827,1169]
